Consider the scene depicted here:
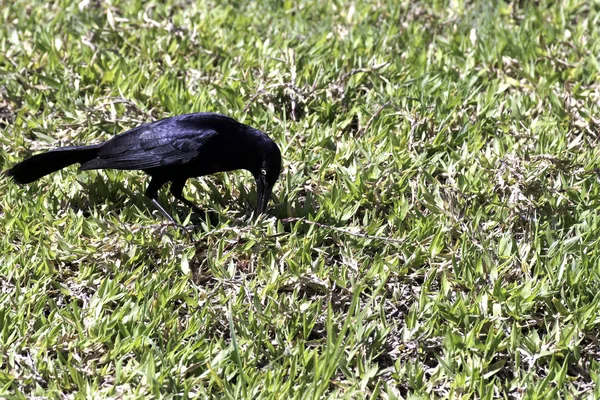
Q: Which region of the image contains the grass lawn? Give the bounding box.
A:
[1,0,600,398]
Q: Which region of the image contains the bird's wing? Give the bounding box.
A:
[81,119,219,170]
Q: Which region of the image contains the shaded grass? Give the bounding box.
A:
[1,0,600,398]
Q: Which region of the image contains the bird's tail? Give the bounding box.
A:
[4,145,102,184]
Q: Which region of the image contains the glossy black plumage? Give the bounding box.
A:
[5,112,282,222]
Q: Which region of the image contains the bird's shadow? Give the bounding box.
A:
[67,173,324,231]
[68,173,223,227]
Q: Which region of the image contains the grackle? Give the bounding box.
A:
[4,112,282,223]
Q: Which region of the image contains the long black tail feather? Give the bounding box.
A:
[4,145,101,184]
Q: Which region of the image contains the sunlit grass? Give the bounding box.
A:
[1,0,600,398]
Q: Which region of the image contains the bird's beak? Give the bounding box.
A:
[256,176,273,215]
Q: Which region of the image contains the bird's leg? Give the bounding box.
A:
[170,179,204,213]
[145,177,177,224]
[170,179,219,225]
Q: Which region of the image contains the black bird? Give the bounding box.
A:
[5,112,282,223]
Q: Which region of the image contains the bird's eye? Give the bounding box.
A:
[260,168,267,176]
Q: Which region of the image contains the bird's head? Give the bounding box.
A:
[254,139,282,215]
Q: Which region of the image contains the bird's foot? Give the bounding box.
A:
[179,223,197,233]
